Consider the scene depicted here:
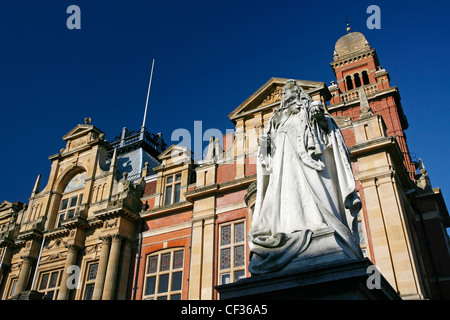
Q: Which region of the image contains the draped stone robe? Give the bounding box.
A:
[248,98,362,275]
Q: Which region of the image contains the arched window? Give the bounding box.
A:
[56,172,86,228]
[346,75,353,90]
[354,73,362,88]
[362,71,370,85]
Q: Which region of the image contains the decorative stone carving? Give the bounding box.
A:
[260,87,283,107]
[111,233,123,243]
[40,252,66,262]
[44,239,62,250]
[104,218,118,229]
[65,244,79,253]
[248,80,363,275]
[99,235,112,242]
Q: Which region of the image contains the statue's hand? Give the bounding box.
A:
[310,104,324,120]
[310,104,328,131]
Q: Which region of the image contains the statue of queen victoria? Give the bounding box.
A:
[248,79,363,275]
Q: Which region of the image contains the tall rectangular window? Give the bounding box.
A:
[8,278,18,298]
[164,173,182,206]
[219,221,246,285]
[83,262,99,300]
[143,249,184,300]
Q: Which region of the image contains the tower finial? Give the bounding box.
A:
[346,17,351,33]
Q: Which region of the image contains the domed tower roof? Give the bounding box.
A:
[334,31,371,59]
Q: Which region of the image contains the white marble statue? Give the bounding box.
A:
[248,80,363,275]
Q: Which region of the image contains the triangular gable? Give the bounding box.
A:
[0,200,13,211]
[228,77,330,123]
[0,200,23,216]
[62,124,104,142]
[158,144,193,161]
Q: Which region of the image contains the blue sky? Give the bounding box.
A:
[1,0,449,215]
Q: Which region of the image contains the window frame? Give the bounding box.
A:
[36,269,63,300]
[218,220,246,285]
[7,278,18,299]
[82,261,99,300]
[143,248,184,300]
[164,173,182,206]
[56,190,84,228]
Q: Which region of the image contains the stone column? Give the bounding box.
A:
[188,218,204,300]
[235,119,246,179]
[16,256,35,294]
[92,236,111,300]
[189,196,216,300]
[201,216,216,300]
[116,238,132,300]
[101,234,122,300]
[376,174,419,297]
[57,245,79,300]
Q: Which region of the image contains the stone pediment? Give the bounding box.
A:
[158,144,192,160]
[0,200,12,211]
[62,121,105,153]
[228,77,331,123]
[0,201,22,212]
[63,124,104,142]
[156,144,193,168]
[0,201,23,219]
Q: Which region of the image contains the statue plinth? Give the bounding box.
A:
[216,258,400,300]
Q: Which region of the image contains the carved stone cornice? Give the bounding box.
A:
[93,203,141,222]
[185,184,219,202]
[44,228,70,240]
[330,49,378,69]
[60,215,88,230]
[0,236,15,248]
[17,229,43,242]
[141,200,193,219]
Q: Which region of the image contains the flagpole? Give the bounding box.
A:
[142,59,155,129]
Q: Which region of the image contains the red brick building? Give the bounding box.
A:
[1,29,448,301]
[131,29,450,300]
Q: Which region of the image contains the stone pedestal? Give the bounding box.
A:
[216,258,400,300]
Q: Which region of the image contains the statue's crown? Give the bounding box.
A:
[282,79,299,92]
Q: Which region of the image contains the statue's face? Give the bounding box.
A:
[282,88,298,103]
